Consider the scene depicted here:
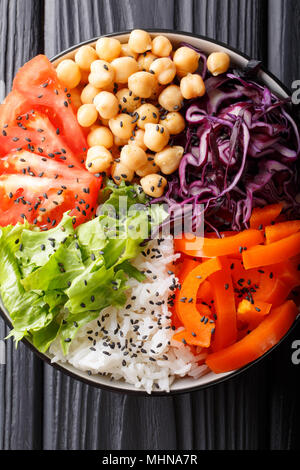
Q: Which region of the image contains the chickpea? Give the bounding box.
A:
[116,88,141,113]
[87,126,114,149]
[109,113,135,140]
[148,81,164,102]
[128,128,147,150]
[120,43,138,60]
[158,85,183,112]
[101,117,110,127]
[128,71,157,99]
[149,58,176,85]
[136,158,159,177]
[96,37,122,62]
[154,145,184,174]
[114,135,128,147]
[135,103,159,130]
[173,46,200,77]
[207,52,230,76]
[128,29,152,54]
[101,81,116,93]
[75,45,98,71]
[81,84,100,104]
[144,123,170,152]
[140,174,167,197]
[112,161,134,184]
[151,35,172,57]
[77,104,98,127]
[120,144,147,170]
[86,145,113,173]
[69,87,82,109]
[180,73,206,99]
[56,59,81,89]
[111,57,139,83]
[160,112,185,135]
[137,52,157,71]
[93,91,119,119]
[88,60,115,88]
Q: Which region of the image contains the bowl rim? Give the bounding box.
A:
[1,28,298,396]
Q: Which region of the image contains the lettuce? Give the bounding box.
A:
[0,182,167,354]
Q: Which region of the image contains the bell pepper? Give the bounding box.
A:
[174,229,264,258]
[237,298,272,329]
[242,232,300,269]
[210,259,237,351]
[173,257,222,347]
[265,220,300,244]
[249,203,283,229]
[197,279,214,305]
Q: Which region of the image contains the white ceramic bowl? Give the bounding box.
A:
[0,30,297,395]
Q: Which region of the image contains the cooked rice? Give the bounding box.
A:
[49,237,208,393]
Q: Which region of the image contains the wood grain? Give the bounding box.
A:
[268,0,300,87]
[0,0,44,450]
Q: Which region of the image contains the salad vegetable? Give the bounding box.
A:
[172,205,300,372]
[0,29,299,391]
[153,58,300,232]
[206,300,298,373]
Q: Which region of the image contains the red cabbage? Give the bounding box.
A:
[152,53,300,232]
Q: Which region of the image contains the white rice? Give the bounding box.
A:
[49,237,209,393]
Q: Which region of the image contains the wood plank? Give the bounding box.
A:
[0,0,44,450]
[267,0,300,450]
[43,0,271,451]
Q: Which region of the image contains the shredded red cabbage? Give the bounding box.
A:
[152,49,300,232]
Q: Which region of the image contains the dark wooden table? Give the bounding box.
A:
[1,0,300,450]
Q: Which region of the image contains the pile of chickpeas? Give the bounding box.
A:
[56,30,230,197]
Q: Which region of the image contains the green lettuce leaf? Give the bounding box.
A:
[0,182,167,355]
[21,240,85,292]
[0,225,51,339]
[15,213,75,275]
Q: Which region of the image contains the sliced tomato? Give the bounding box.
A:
[8,56,87,157]
[0,151,92,182]
[0,110,84,168]
[0,152,101,229]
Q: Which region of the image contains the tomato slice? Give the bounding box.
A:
[0,109,84,169]
[9,56,87,157]
[0,151,101,229]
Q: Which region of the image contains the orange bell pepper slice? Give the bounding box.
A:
[265,220,300,244]
[177,258,199,283]
[272,260,300,289]
[242,232,300,269]
[237,299,272,329]
[174,229,264,258]
[210,259,237,351]
[249,203,283,229]
[173,328,209,347]
[174,257,222,347]
[253,271,288,307]
[197,279,214,304]
[206,300,298,373]
[228,258,260,289]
